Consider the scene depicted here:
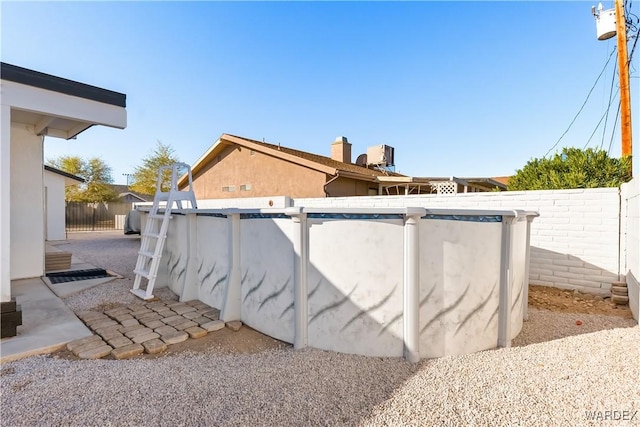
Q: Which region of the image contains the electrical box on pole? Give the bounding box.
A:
[592,0,633,169]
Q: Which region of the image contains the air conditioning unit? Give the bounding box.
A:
[366,145,394,167]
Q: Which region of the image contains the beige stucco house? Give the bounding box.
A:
[178,134,507,199]
[178,134,409,199]
[1,62,127,336]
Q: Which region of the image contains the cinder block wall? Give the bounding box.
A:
[295,188,621,294]
[621,179,639,320]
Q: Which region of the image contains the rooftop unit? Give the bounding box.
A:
[366,144,394,167]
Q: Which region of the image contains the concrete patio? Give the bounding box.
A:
[0,277,92,362]
[0,246,118,363]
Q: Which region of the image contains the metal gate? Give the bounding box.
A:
[65,201,133,231]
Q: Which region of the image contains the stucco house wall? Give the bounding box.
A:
[325,176,376,197]
[10,124,44,279]
[1,62,126,303]
[43,169,70,241]
[191,145,328,199]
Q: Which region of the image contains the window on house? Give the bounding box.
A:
[222,186,236,192]
[240,184,252,191]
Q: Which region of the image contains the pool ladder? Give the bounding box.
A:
[131,163,197,300]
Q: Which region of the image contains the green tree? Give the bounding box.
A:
[129,141,180,195]
[47,156,118,202]
[508,147,631,191]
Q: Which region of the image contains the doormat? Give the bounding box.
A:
[46,268,113,284]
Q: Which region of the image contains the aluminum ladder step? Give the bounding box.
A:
[138,250,155,259]
[133,268,153,279]
[148,214,170,220]
[130,288,154,301]
[131,162,197,300]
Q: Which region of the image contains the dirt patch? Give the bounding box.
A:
[148,325,290,358]
[51,324,289,361]
[528,285,633,318]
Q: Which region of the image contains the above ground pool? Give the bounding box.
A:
[141,206,537,362]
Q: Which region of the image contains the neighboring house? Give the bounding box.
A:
[107,184,153,203]
[178,133,507,199]
[43,165,84,241]
[1,63,126,311]
[178,134,408,199]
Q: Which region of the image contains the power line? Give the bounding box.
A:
[583,87,620,149]
[543,48,617,158]
[600,55,619,150]
[607,102,623,155]
[626,0,639,71]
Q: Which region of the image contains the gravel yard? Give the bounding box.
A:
[1,231,638,426]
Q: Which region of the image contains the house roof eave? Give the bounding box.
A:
[177,137,230,187]
[335,169,378,183]
[44,165,85,183]
[1,62,126,107]
[221,134,337,175]
[178,134,340,188]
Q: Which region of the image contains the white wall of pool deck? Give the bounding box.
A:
[417,219,503,358]
[307,216,405,357]
[294,189,622,295]
[150,208,534,360]
[239,216,295,343]
[187,188,624,295]
[154,183,640,320]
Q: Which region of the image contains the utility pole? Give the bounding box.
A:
[593,0,633,172]
[123,173,133,186]
[614,0,632,161]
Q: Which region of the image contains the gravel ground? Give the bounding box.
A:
[55,231,142,279]
[2,328,638,426]
[59,231,178,311]
[2,231,638,426]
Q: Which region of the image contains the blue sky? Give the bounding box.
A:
[2,1,638,183]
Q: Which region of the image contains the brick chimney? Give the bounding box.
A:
[331,136,352,164]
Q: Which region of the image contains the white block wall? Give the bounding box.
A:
[621,179,639,320]
[295,188,621,294]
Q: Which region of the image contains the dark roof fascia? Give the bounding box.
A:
[1,62,126,108]
[44,165,85,183]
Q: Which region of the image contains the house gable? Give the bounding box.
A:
[180,133,409,200]
[191,143,328,199]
